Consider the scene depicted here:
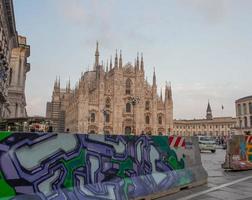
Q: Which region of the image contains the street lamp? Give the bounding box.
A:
[128,96,140,135]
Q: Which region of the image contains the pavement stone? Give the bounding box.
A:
[157,149,252,200]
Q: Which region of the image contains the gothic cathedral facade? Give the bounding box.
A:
[47,43,173,135]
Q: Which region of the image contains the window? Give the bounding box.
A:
[158,116,162,125]
[244,116,248,128]
[105,113,110,123]
[249,103,252,114]
[145,101,150,110]
[238,104,241,115]
[105,98,111,109]
[250,116,252,128]
[90,113,95,122]
[125,79,132,95]
[243,103,247,115]
[15,103,18,117]
[126,103,131,112]
[145,115,150,124]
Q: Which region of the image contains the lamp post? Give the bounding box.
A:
[128,96,140,135]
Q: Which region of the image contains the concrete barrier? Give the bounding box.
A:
[222,135,252,170]
[0,132,207,200]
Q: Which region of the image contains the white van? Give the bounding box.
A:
[198,136,216,153]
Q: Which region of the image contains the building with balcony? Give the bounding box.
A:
[0,0,18,118]
[173,102,236,136]
[235,95,252,135]
[7,35,30,118]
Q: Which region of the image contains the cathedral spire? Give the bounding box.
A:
[68,78,71,90]
[153,67,156,87]
[168,82,172,99]
[54,77,57,90]
[136,52,139,69]
[58,76,60,88]
[114,50,118,68]
[95,41,99,69]
[110,56,113,70]
[106,59,108,72]
[141,53,144,71]
[160,87,163,101]
[165,82,169,101]
[119,50,123,68]
[134,58,138,72]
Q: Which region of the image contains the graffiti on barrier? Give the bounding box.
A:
[0,132,195,200]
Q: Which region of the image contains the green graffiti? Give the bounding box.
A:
[111,157,133,178]
[111,158,134,198]
[0,171,16,200]
[122,177,134,200]
[60,149,86,190]
[152,136,185,170]
[0,132,12,142]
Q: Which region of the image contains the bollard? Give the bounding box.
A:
[0,132,207,200]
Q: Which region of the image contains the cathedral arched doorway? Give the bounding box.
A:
[125,126,132,135]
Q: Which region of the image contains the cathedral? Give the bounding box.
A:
[46,43,173,135]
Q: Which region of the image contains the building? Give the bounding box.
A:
[0,0,18,119]
[173,102,236,136]
[7,35,30,118]
[235,95,252,135]
[46,102,52,118]
[47,43,173,135]
[0,116,52,132]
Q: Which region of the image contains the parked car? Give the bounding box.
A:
[198,136,216,153]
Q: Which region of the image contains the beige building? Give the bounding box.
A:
[235,95,252,135]
[47,43,173,135]
[0,0,18,119]
[173,102,236,136]
[7,36,30,118]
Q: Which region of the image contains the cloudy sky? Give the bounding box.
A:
[13,0,252,119]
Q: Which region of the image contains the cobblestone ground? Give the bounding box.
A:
[158,148,252,200]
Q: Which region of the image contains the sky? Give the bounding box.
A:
[13,0,252,119]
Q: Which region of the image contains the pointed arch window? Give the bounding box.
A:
[125,79,132,95]
[158,116,162,125]
[90,113,96,122]
[105,113,110,123]
[126,103,131,113]
[105,98,111,109]
[145,115,150,124]
[145,101,150,111]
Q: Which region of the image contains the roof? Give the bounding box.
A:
[174,117,236,124]
[236,95,252,103]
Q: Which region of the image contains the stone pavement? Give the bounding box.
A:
[157,149,252,200]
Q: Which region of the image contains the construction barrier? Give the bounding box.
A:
[222,135,252,170]
[0,132,207,200]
